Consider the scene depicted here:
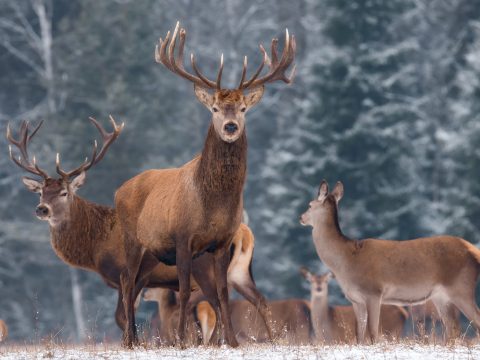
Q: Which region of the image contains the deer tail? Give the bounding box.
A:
[462,239,480,265]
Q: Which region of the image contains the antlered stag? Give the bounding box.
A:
[7,121,271,345]
[300,180,480,343]
[300,268,407,343]
[115,21,296,347]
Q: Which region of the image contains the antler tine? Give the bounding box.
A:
[238,46,267,90]
[191,54,217,88]
[240,29,296,90]
[237,56,248,88]
[6,120,49,178]
[84,115,124,169]
[216,53,224,90]
[55,116,123,179]
[155,21,217,89]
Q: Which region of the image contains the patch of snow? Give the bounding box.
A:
[1,343,480,360]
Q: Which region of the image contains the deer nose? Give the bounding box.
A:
[36,205,49,217]
[224,122,238,134]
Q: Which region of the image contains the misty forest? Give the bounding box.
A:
[1,0,480,345]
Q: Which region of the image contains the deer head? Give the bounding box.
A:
[300,180,344,227]
[7,116,124,227]
[300,267,334,298]
[155,21,296,143]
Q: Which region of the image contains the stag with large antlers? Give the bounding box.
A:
[115,21,296,347]
[8,119,275,345]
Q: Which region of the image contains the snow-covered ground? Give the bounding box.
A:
[1,343,480,360]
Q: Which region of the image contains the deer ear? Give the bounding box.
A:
[326,271,334,281]
[70,171,86,192]
[317,180,329,201]
[299,266,313,282]
[331,181,344,203]
[194,85,215,109]
[22,177,42,193]
[244,86,264,108]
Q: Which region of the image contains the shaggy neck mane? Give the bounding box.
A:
[195,123,247,205]
[50,196,116,269]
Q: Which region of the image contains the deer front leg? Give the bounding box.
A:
[352,302,368,344]
[176,241,192,349]
[120,244,145,348]
[214,246,239,347]
[366,297,381,343]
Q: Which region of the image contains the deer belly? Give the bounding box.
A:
[382,284,435,305]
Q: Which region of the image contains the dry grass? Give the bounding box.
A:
[1,338,480,360]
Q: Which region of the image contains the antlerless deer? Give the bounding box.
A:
[196,298,311,345]
[300,267,407,343]
[300,180,480,343]
[114,21,296,347]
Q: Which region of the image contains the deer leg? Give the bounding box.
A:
[176,241,192,349]
[214,246,239,348]
[115,288,126,332]
[352,302,368,344]
[191,268,223,345]
[432,299,459,343]
[366,297,381,343]
[120,245,144,348]
[450,294,480,337]
[232,280,273,341]
[121,246,158,348]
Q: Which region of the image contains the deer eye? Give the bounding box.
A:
[60,192,68,197]
[212,107,219,113]
[240,107,246,112]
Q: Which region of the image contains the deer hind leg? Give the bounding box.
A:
[214,246,239,348]
[115,288,127,332]
[352,302,368,344]
[366,297,381,343]
[431,298,460,343]
[450,293,480,338]
[231,275,273,341]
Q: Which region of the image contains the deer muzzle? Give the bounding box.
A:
[36,204,51,219]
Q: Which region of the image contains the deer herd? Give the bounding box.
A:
[4,21,480,348]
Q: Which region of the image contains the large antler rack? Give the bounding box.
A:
[155,21,224,90]
[237,29,296,90]
[155,21,296,91]
[6,120,49,179]
[55,115,124,180]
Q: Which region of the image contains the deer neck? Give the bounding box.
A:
[195,123,247,206]
[311,292,332,342]
[49,196,115,270]
[311,209,352,270]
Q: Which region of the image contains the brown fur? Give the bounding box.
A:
[409,300,460,340]
[143,288,200,346]
[50,196,119,272]
[0,320,8,342]
[115,94,256,348]
[196,299,311,345]
[19,172,269,342]
[301,181,480,343]
[301,269,407,344]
